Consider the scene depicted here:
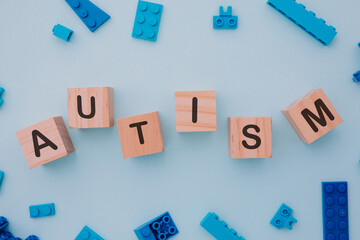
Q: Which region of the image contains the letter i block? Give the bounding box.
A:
[228,117,272,159]
[117,112,164,159]
[16,117,75,169]
[175,90,217,132]
[282,89,343,144]
[67,87,114,128]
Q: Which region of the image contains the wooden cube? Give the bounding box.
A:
[228,117,272,159]
[67,87,114,128]
[175,90,216,132]
[16,117,75,169]
[116,112,164,159]
[282,89,343,144]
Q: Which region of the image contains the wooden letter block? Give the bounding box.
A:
[117,111,164,159]
[16,117,75,169]
[282,89,343,144]
[175,90,216,132]
[67,87,114,128]
[228,117,272,159]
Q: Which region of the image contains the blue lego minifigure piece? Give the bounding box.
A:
[0,217,9,232]
[53,24,74,42]
[132,0,163,42]
[0,171,4,189]
[353,71,360,82]
[0,87,4,107]
[65,0,110,32]
[322,182,349,240]
[29,203,55,218]
[200,212,245,240]
[75,226,104,240]
[270,204,297,230]
[213,6,238,29]
[134,212,178,240]
[267,0,337,46]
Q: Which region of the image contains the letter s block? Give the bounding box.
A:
[116,112,164,159]
[282,89,343,144]
[67,87,114,128]
[16,117,75,169]
[228,117,272,158]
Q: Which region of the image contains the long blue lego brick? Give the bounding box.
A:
[29,203,55,218]
[75,226,104,240]
[267,0,337,46]
[200,212,245,240]
[322,182,349,240]
[0,171,4,188]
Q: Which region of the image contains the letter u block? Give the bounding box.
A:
[282,89,343,144]
[67,87,114,128]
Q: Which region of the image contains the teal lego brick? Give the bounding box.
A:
[75,226,104,240]
[0,87,4,107]
[0,171,3,188]
[270,204,297,230]
[29,203,55,218]
[53,24,73,42]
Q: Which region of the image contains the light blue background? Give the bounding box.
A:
[0,0,359,239]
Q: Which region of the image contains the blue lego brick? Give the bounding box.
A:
[29,203,55,218]
[353,71,360,82]
[0,171,4,188]
[65,0,110,32]
[213,6,238,29]
[0,231,14,239]
[267,0,337,46]
[270,204,297,230]
[75,226,104,240]
[0,87,4,107]
[25,236,39,240]
[322,182,349,240]
[0,216,9,232]
[200,212,245,240]
[132,0,163,42]
[134,212,178,240]
[53,24,73,42]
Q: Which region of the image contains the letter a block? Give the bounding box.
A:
[67,87,114,128]
[282,89,343,144]
[16,117,75,169]
[117,112,164,159]
[175,90,217,132]
[228,117,272,158]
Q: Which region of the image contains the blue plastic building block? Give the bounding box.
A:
[353,71,360,82]
[267,0,337,46]
[200,212,245,240]
[0,217,9,232]
[322,182,349,240]
[75,226,104,240]
[0,87,4,107]
[29,203,55,218]
[213,6,238,29]
[0,171,3,188]
[270,204,297,230]
[53,24,73,42]
[132,0,163,42]
[65,0,110,32]
[134,212,178,240]
[25,236,39,240]
[0,216,39,239]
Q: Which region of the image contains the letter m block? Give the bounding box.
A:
[282,89,343,144]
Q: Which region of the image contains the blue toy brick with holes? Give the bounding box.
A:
[0,87,4,107]
[267,0,337,46]
[200,212,245,240]
[53,24,73,42]
[213,6,238,29]
[322,182,349,240]
[270,204,297,230]
[75,226,104,240]
[65,0,110,32]
[132,0,163,42]
[29,203,55,218]
[134,212,178,240]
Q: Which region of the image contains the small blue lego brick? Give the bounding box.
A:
[353,71,360,82]
[29,203,55,218]
[200,212,245,240]
[65,0,110,32]
[213,6,238,29]
[134,212,178,240]
[0,87,4,107]
[75,226,104,240]
[25,235,39,240]
[132,0,163,42]
[0,171,4,188]
[53,24,73,42]
[322,182,349,240]
[0,231,14,239]
[270,204,297,230]
[267,0,337,46]
[0,216,9,232]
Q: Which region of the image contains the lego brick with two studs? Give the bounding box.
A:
[213,6,238,29]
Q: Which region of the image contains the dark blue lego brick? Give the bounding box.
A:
[0,171,4,189]
[0,216,9,232]
[213,6,238,29]
[65,0,110,32]
[25,236,39,240]
[322,182,349,240]
[132,0,163,42]
[75,226,104,240]
[29,203,55,218]
[353,71,360,82]
[134,212,178,240]
[0,231,15,239]
[267,0,337,46]
[270,203,297,230]
[53,24,73,42]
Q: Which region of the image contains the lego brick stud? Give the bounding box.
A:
[117,112,165,159]
[228,117,272,159]
[282,88,343,144]
[29,203,55,218]
[0,87,4,107]
[213,6,238,29]
[52,24,73,42]
[16,117,75,169]
[75,226,104,240]
[270,204,297,230]
[67,87,114,128]
[175,90,217,132]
